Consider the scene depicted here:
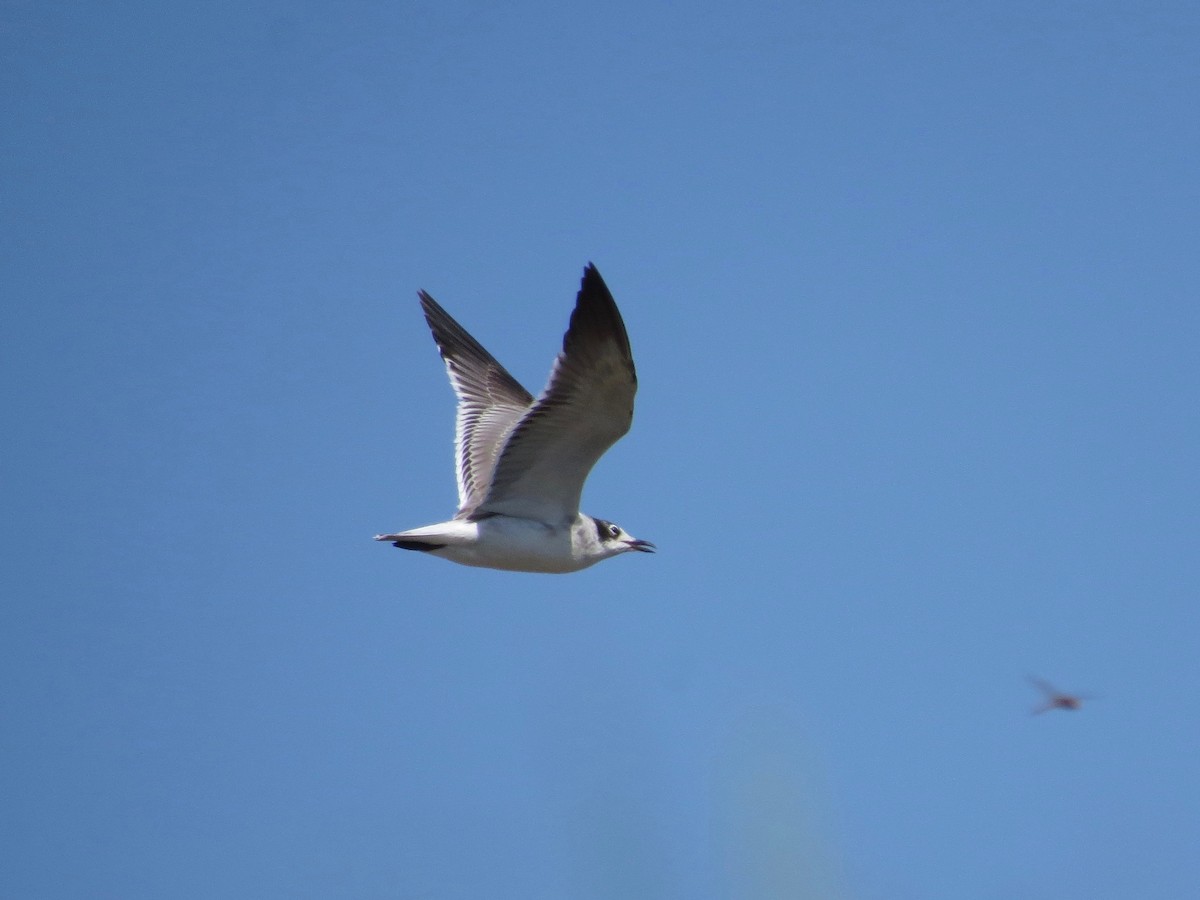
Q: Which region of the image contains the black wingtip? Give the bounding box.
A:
[416,287,507,371]
[568,262,633,363]
[580,262,607,298]
[417,289,445,323]
[416,289,445,332]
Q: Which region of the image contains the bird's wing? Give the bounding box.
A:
[475,264,637,523]
[1027,675,1059,698]
[418,291,534,514]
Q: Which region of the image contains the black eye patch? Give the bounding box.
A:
[592,517,621,542]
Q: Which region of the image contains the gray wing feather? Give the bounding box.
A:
[418,291,534,514]
[476,264,637,523]
[1028,676,1058,697]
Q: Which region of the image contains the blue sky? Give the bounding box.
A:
[3,1,1198,897]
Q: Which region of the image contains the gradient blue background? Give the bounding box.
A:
[4,2,1198,897]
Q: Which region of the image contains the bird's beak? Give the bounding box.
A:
[626,538,656,553]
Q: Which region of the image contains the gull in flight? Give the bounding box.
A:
[375,263,654,573]
[1028,676,1091,714]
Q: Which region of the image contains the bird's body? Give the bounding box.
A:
[1029,676,1090,714]
[385,514,638,574]
[375,264,654,574]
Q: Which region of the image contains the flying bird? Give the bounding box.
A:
[1028,676,1091,715]
[375,264,654,573]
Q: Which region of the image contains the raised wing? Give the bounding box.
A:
[475,264,637,523]
[1027,676,1059,698]
[418,291,534,514]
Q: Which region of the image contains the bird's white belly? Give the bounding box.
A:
[433,517,593,574]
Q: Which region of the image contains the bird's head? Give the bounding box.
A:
[588,516,655,559]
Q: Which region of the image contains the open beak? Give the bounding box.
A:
[626,539,656,553]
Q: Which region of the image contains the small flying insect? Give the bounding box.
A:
[1028,676,1092,715]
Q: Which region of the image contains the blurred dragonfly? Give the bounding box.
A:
[1028,676,1093,715]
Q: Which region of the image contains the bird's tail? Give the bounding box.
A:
[373,531,447,551]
